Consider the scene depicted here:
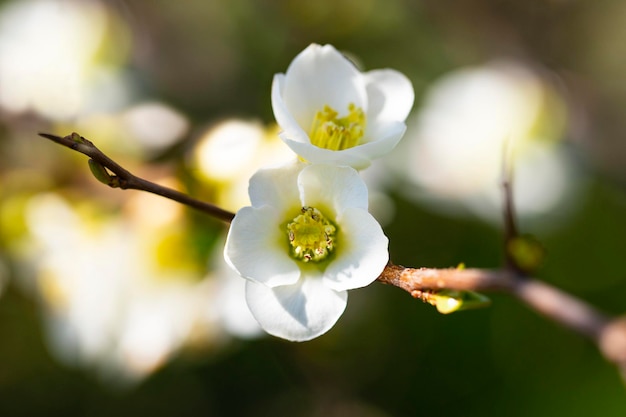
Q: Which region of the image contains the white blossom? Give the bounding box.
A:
[224,163,389,341]
[272,44,414,170]
[389,61,580,223]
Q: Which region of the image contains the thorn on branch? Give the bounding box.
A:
[501,140,525,274]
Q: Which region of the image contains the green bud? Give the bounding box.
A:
[507,235,544,272]
[88,159,112,185]
[430,290,491,314]
[69,132,85,143]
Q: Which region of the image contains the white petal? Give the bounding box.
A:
[224,206,300,287]
[281,44,368,131]
[360,120,407,157]
[271,74,311,145]
[245,274,347,341]
[297,165,368,216]
[281,136,372,170]
[324,207,389,291]
[248,161,303,211]
[281,120,406,171]
[365,69,415,123]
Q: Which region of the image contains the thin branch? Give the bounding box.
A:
[39,132,626,375]
[501,139,519,242]
[377,264,610,339]
[378,264,611,339]
[39,132,235,223]
[377,263,515,294]
[377,263,626,369]
[501,138,524,273]
[513,279,610,341]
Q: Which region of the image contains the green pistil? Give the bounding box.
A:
[287,206,336,263]
[309,103,366,151]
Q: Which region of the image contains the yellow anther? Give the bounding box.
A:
[287,206,336,263]
[309,103,366,151]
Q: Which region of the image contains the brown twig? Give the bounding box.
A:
[513,278,610,341]
[377,264,514,294]
[39,131,626,377]
[502,173,520,270]
[38,132,235,223]
[377,264,611,338]
[377,263,626,373]
[501,140,519,245]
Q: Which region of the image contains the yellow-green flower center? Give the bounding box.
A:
[309,103,366,151]
[287,206,336,263]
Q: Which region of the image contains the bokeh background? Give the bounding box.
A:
[1,0,625,416]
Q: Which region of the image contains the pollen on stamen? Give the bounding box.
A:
[309,103,366,151]
[286,206,337,263]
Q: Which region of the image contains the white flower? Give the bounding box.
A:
[190,119,296,212]
[272,44,414,170]
[0,0,130,120]
[389,61,579,223]
[224,163,389,341]
[22,193,223,383]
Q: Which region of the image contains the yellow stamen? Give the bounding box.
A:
[309,103,366,151]
[287,206,336,263]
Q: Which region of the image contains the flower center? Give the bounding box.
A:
[287,206,336,263]
[309,103,366,151]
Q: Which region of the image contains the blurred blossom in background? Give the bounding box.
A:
[15,188,260,383]
[0,0,190,161]
[69,100,191,161]
[0,0,131,120]
[389,61,581,225]
[0,0,266,385]
[189,119,296,212]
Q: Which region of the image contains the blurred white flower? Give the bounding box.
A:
[224,163,388,341]
[272,44,414,169]
[390,61,579,222]
[0,0,130,120]
[121,102,190,154]
[59,100,190,163]
[209,250,263,340]
[190,118,296,211]
[23,192,222,382]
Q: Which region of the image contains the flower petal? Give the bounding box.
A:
[281,136,372,170]
[324,207,389,291]
[272,74,311,145]
[281,44,368,131]
[280,120,406,171]
[297,165,368,216]
[248,160,303,211]
[359,120,407,157]
[365,69,415,123]
[224,206,300,287]
[245,273,347,341]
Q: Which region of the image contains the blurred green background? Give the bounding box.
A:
[0,0,625,416]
